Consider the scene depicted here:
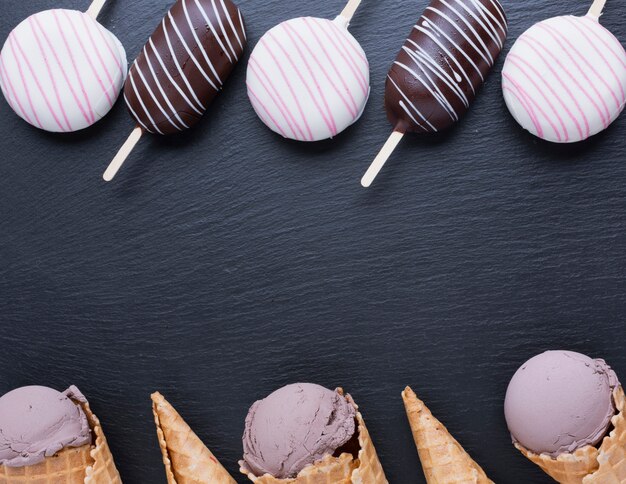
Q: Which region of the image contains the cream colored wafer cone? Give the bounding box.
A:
[239,389,387,483]
[82,397,122,484]
[152,392,236,484]
[584,386,626,482]
[0,396,121,484]
[242,452,356,484]
[402,386,493,484]
[516,386,626,484]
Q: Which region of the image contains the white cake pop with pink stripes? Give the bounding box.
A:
[0,8,127,133]
[502,1,626,143]
[247,0,369,142]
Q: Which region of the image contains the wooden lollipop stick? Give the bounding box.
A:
[340,0,363,22]
[86,0,107,19]
[588,0,606,19]
[361,130,405,188]
[103,127,143,182]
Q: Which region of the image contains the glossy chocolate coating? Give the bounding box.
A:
[385,0,507,134]
[124,0,246,135]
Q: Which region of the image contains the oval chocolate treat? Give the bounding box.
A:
[385,0,507,134]
[124,0,246,135]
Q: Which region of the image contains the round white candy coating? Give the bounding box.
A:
[502,15,626,143]
[247,16,370,142]
[0,9,127,133]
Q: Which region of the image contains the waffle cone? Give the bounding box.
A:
[241,453,356,484]
[239,389,387,483]
[0,396,121,484]
[402,386,493,484]
[516,386,626,484]
[151,392,236,484]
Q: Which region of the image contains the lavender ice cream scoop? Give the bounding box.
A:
[505,350,620,457]
[242,383,357,478]
[0,385,92,467]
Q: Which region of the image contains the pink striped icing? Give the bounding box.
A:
[259,35,314,140]
[51,10,96,124]
[303,17,358,117]
[522,34,592,136]
[504,86,543,137]
[67,10,114,109]
[30,14,80,130]
[514,41,586,140]
[80,13,116,93]
[504,72,558,140]
[10,33,66,131]
[319,19,369,96]
[537,23,609,127]
[507,53,571,141]
[552,20,621,112]
[265,29,333,140]
[565,16,625,104]
[0,54,39,127]
[581,16,626,69]
[248,58,303,140]
[0,9,126,132]
[503,15,626,143]
[247,16,369,142]
[90,16,125,80]
[282,21,338,136]
[248,84,289,138]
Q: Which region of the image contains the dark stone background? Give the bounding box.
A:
[1,0,625,482]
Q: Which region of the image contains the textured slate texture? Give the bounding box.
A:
[0,0,625,483]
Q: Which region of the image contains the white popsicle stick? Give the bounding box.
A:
[340,0,363,23]
[103,127,143,182]
[86,0,107,20]
[361,130,405,188]
[588,0,606,20]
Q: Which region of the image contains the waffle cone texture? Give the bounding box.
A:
[402,386,493,484]
[0,397,121,483]
[516,386,626,484]
[239,389,387,483]
[152,392,236,484]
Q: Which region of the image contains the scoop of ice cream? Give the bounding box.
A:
[505,350,619,457]
[0,385,92,467]
[242,383,357,478]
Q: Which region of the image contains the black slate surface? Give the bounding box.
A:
[1,0,625,482]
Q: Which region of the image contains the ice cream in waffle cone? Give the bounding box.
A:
[515,386,626,484]
[401,386,493,484]
[505,351,623,484]
[0,386,121,484]
[152,392,236,484]
[239,384,387,483]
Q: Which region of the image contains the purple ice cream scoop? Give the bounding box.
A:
[0,386,92,467]
[242,383,357,478]
[505,350,620,457]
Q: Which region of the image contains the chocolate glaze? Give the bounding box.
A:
[385,0,507,134]
[124,0,246,135]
